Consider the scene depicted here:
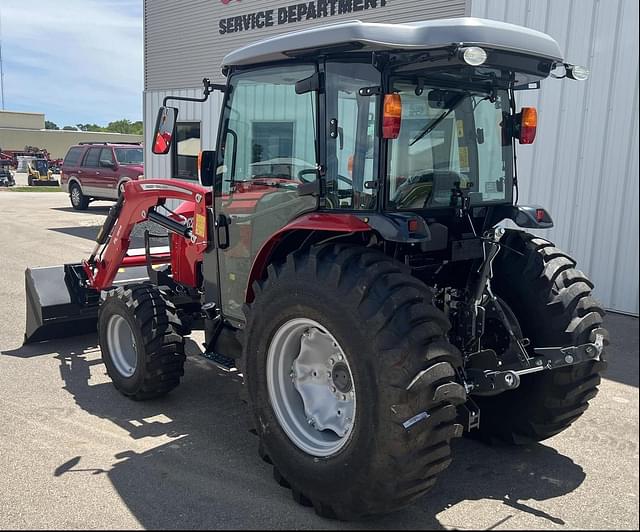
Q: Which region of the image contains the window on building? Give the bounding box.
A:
[251,122,295,175]
[174,122,201,180]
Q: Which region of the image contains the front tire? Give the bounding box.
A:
[98,285,186,400]
[475,231,608,444]
[243,245,466,520]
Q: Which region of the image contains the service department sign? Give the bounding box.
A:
[218,0,389,35]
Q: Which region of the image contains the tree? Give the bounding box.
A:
[76,123,104,132]
[131,121,144,135]
[105,119,136,134]
[45,120,59,130]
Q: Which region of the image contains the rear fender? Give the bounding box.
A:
[492,205,554,229]
[246,212,371,303]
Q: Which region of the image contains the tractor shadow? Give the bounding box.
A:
[24,335,587,529]
[51,205,112,215]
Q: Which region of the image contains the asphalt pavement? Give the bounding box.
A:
[0,191,638,530]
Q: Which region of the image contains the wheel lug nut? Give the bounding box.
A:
[341,394,347,401]
[328,358,335,366]
[337,354,343,361]
[330,386,336,393]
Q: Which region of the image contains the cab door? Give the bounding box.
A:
[211,64,320,323]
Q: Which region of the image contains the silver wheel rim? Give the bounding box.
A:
[266,318,356,457]
[71,187,80,206]
[106,315,138,378]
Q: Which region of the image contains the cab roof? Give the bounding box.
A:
[222,17,564,68]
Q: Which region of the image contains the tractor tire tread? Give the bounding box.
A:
[244,244,464,520]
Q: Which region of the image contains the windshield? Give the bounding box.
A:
[115,148,143,165]
[387,82,513,210]
[34,160,48,173]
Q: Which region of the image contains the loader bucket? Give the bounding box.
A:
[33,179,60,187]
[24,264,99,344]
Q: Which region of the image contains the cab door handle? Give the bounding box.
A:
[215,214,230,250]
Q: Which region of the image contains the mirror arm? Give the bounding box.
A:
[163,78,226,106]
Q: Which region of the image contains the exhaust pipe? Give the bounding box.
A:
[24,264,99,344]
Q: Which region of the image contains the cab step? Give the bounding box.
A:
[202,351,239,373]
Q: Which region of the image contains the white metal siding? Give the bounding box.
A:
[143,88,223,181]
[472,0,639,314]
[144,0,468,90]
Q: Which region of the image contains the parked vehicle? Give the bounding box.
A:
[60,142,144,210]
[0,160,14,187]
[25,157,59,186]
[24,18,606,521]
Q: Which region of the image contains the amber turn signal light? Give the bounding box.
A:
[383,94,402,139]
[519,107,537,144]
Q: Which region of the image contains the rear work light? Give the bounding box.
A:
[459,46,488,66]
[519,107,538,144]
[383,94,402,139]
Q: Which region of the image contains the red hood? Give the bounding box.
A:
[120,164,144,177]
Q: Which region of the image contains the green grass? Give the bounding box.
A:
[4,186,63,192]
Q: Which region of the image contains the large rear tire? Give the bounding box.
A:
[243,244,466,520]
[474,231,608,444]
[98,285,186,400]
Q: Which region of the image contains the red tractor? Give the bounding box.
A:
[25,18,607,520]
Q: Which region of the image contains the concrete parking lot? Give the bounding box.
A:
[0,191,638,530]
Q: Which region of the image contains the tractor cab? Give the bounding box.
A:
[152,18,587,323]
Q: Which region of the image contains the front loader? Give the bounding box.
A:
[26,157,59,186]
[24,18,607,520]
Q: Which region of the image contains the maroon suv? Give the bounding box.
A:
[61,142,144,210]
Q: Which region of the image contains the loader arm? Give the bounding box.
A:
[24,179,210,344]
[84,179,210,291]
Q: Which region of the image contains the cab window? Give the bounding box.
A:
[325,62,380,210]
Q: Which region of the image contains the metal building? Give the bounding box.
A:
[143,0,639,314]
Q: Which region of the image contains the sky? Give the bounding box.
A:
[0,0,143,127]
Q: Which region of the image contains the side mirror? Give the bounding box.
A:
[198,150,216,187]
[152,106,178,155]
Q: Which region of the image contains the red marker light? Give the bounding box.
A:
[535,208,546,222]
[408,218,420,233]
